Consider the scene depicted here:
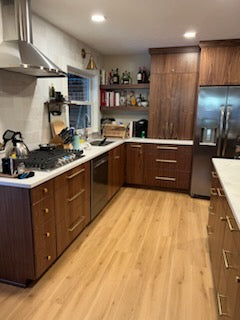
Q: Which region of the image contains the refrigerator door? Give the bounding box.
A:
[191,87,228,197]
[222,86,240,158]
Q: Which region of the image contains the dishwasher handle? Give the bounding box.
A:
[94,157,108,169]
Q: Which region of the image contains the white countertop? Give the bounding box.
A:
[0,138,193,189]
[212,158,240,229]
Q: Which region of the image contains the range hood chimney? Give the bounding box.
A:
[0,0,66,77]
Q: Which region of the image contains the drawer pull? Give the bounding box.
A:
[155,159,177,163]
[217,188,225,197]
[236,276,240,283]
[44,208,49,214]
[210,188,217,196]
[46,255,52,261]
[43,187,48,194]
[45,232,51,238]
[211,171,218,178]
[222,249,231,269]
[155,176,176,182]
[156,146,178,150]
[217,293,228,316]
[67,168,85,180]
[68,189,85,202]
[114,155,120,159]
[226,216,238,232]
[220,216,227,222]
[68,216,85,232]
[130,144,141,148]
[207,225,213,235]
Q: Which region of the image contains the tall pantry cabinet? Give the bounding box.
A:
[148,47,200,140]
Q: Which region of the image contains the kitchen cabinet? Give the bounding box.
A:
[125,143,144,185]
[148,47,199,140]
[54,162,90,256]
[144,144,192,190]
[208,172,240,319]
[108,144,125,199]
[199,40,240,86]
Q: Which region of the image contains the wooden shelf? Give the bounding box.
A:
[100,106,149,112]
[100,83,150,90]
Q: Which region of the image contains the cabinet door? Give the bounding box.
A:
[148,73,197,139]
[199,46,240,85]
[126,143,144,185]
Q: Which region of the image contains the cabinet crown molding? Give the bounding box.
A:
[200,39,240,48]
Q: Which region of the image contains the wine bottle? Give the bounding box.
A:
[137,67,142,83]
[142,67,147,83]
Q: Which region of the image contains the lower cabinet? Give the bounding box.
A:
[208,172,240,319]
[108,144,125,199]
[125,142,192,190]
[54,162,90,257]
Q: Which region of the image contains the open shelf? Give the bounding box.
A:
[100,83,150,90]
[100,106,149,112]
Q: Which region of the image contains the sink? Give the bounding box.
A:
[90,140,114,146]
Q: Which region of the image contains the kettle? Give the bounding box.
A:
[2,130,29,159]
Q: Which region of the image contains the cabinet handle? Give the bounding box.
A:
[68,189,85,203]
[222,249,231,269]
[45,232,51,238]
[208,207,215,215]
[68,216,85,232]
[130,144,142,148]
[114,155,120,159]
[207,225,212,235]
[46,255,52,261]
[211,171,218,178]
[155,176,176,182]
[210,188,217,196]
[236,276,240,283]
[155,159,177,163]
[220,216,227,222]
[43,208,49,214]
[217,188,225,197]
[43,187,48,194]
[217,293,228,316]
[67,168,85,180]
[156,146,178,150]
[226,216,238,232]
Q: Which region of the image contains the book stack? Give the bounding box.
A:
[100,90,120,107]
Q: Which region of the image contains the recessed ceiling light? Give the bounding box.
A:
[91,15,106,23]
[183,31,196,39]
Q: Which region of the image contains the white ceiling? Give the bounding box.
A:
[31,0,240,55]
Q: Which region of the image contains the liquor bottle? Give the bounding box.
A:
[113,68,119,84]
[123,71,129,84]
[137,67,142,83]
[128,72,132,84]
[121,72,125,84]
[142,67,147,83]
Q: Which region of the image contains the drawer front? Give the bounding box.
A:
[35,242,57,278]
[31,180,54,205]
[33,218,57,253]
[32,196,54,227]
[146,171,191,190]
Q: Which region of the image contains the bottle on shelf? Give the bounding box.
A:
[113,68,120,84]
[137,67,142,83]
[142,67,147,83]
[128,72,132,84]
[122,70,129,84]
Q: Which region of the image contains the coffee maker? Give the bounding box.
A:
[133,119,148,138]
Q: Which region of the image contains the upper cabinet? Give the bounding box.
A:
[148,47,200,140]
[199,40,240,86]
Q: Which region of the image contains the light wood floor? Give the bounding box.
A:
[0,188,217,320]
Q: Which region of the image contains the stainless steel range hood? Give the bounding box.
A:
[0,0,66,77]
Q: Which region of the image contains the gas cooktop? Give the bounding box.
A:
[24,147,84,170]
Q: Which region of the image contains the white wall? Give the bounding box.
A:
[0,14,102,150]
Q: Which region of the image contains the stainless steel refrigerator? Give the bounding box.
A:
[191,86,240,197]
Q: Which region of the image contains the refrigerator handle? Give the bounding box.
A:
[217,106,226,157]
[222,106,232,157]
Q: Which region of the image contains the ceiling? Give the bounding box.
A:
[31,0,240,55]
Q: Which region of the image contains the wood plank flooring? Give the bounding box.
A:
[0,188,217,320]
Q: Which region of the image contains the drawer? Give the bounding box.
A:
[146,171,191,190]
[33,218,57,253]
[32,196,54,227]
[35,242,57,278]
[31,180,54,205]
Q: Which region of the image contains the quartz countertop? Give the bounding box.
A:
[0,138,193,189]
[212,158,240,229]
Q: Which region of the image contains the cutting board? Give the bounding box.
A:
[51,120,65,136]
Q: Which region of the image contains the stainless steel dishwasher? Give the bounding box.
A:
[91,153,109,220]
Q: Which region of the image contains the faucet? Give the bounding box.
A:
[83,113,90,140]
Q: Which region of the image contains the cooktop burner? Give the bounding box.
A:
[24,148,84,170]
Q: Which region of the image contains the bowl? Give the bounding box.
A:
[141,101,148,107]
